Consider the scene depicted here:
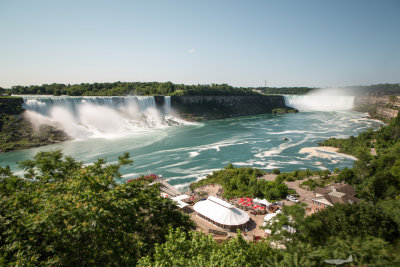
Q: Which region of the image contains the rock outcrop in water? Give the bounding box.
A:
[170,95,295,121]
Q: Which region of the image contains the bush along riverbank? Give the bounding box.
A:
[189,165,289,201]
[0,97,69,152]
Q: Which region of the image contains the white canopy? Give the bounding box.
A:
[194,197,250,226]
[172,194,189,201]
[253,198,272,207]
[172,194,190,209]
[175,201,189,209]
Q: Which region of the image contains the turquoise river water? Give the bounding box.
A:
[0,95,382,191]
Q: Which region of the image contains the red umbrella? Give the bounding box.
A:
[240,198,244,201]
[253,205,259,209]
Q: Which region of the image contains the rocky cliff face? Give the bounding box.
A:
[354,95,399,120]
[170,95,294,121]
[0,97,24,115]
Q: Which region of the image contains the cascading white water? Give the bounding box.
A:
[22,96,183,139]
[284,89,355,112]
[164,96,171,115]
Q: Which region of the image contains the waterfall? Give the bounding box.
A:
[164,96,171,115]
[284,89,355,112]
[22,96,183,139]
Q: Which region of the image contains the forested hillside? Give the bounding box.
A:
[8,82,259,96]
[258,87,314,95]
[6,82,399,97]
[320,114,400,201]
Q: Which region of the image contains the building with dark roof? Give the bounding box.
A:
[311,183,361,213]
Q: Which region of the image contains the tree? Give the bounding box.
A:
[139,224,400,266]
[138,228,278,267]
[309,203,399,243]
[337,167,356,184]
[0,150,194,266]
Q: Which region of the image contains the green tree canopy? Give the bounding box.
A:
[0,150,194,266]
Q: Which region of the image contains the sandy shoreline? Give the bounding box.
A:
[299,146,357,160]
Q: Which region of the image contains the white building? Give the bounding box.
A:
[193,196,250,231]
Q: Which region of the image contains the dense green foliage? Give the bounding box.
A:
[258,87,314,95]
[349,83,400,95]
[0,151,194,265]
[9,82,260,96]
[8,82,400,97]
[141,216,400,266]
[271,107,298,114]
[275,169,331,182]
[190,165,288,201]
[320,114,400,201]
[138,228,279,266]
[309,203,399,243]
[299,178,324,190]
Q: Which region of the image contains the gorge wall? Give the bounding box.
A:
[1,94,294,151]
[354,95,400,120]
[170,95,293,121]
[0,97,24,115]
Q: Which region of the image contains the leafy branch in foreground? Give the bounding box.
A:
[0,150,194,266]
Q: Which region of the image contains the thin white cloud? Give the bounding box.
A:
[188,48,196,53]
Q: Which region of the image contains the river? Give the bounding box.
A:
[0,95,382,191]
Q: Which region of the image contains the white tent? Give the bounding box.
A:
[172,194,190,209]
[253,198,272,207]
[193,196,250,230]
[172,194,189,202]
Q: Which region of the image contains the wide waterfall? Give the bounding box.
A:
[22,95,182,139]
[284,89,355,112]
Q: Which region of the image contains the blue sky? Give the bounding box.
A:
[0,0,399,88]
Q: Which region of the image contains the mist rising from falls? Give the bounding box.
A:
[22,96,184,139]
[284,88,355,112]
